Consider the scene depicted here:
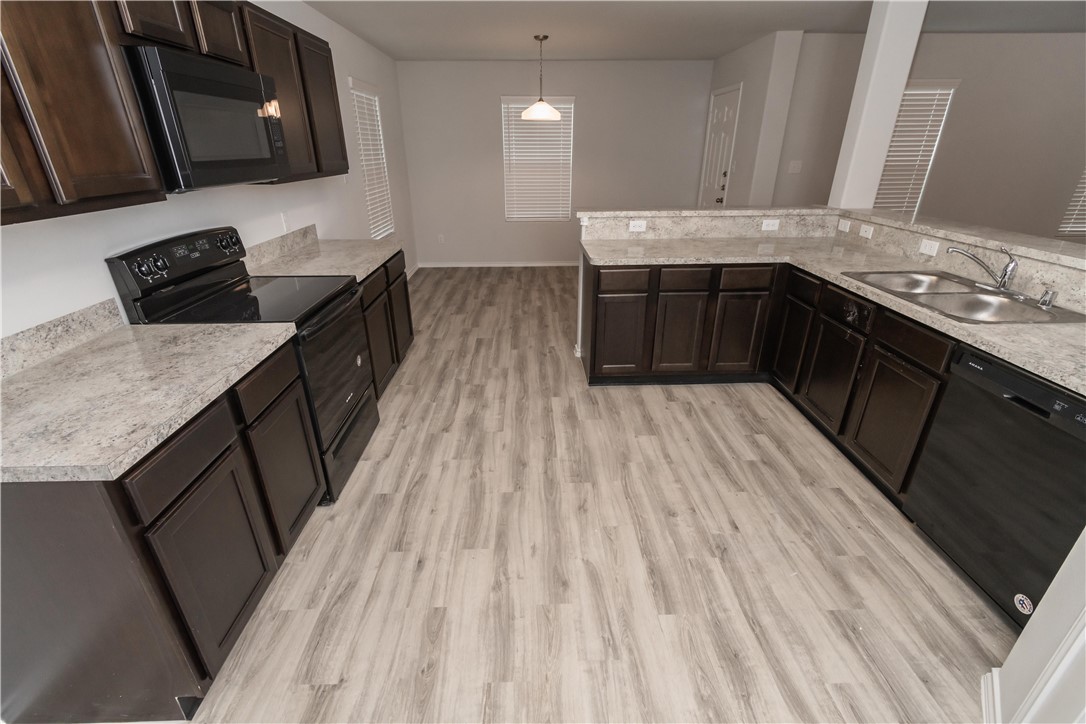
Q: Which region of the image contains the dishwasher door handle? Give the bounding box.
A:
[1002,393,1051,419]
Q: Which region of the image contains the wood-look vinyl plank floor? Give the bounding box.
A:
[195,266,1017,723]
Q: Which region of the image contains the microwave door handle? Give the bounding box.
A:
[299,286,360,341]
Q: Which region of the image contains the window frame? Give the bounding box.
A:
[349,78,395,240]
[500,95,576,222]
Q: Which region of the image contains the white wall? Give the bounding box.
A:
[910,33,1086,239]
[0,0,415,337]
[397,60,712,266]
[772,34,864,207]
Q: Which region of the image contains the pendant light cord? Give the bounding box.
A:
[537,37,544,101]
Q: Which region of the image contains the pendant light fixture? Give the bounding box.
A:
[521,34,561,121]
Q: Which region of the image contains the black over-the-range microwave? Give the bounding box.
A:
[126,46,290,192]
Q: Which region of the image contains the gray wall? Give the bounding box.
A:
[773,34,864,207]
[910,33,1086,238]
[397,60,712,265]
[0,1,417,336]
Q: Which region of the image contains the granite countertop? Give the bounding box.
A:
[248,238,402,281]
[1,323,295,483]
[576,207,834,219]
[581,236,1086,396]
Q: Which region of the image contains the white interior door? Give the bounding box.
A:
[698,85,741,208]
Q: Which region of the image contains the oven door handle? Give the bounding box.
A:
[298,286,360,341]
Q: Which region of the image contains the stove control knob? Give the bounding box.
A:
[217,237,232,252]
[134,260,153,278]
[153,255,169,272]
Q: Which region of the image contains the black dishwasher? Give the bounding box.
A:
[904,347,1086,627]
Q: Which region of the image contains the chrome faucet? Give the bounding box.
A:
[946,246,1018,290]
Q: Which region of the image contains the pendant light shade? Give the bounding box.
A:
[522,34,560,121]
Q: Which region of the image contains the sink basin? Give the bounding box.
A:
[845,270,976,294]
[910,292,1060,324]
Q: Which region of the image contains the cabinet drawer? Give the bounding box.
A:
[385,250,406,281]
[360,267,388,308]
[872,311,954,375]
[786,268,821,305]
[659,267,712,291]
[819,285,875,333]
[598,268,650,293]
[720,265,774,291]
[123,398,237,526]
[233,344,300,424]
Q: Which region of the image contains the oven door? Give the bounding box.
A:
[296,286,374,451]
[127,46,289,191]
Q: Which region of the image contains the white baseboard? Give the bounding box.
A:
[416,260,579,268]
[407,263,420,279]
[982,669,1001,723]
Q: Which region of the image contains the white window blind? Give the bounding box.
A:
[1057,169,1086,238]
[873,86,955,214]
[501,96,575,221]
[351,88,394,239]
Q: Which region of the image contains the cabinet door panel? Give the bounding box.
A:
[116,0,197,48]
[1,1,163,204]
[388,274,414,361]
[246,380,324,554]
[363,292,398,397]
[146,444,277,677]
[844,346,940,492]
[652,292,708,373]
[243,5,316,176]
[771,296,816,392]
[594,293,649,375]
[297,33,348,175]
[709,292,769,373]
[191,0,249,65]
[0,63,50,210]
[797,315,865,434]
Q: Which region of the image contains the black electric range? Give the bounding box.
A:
[106,227,378,503]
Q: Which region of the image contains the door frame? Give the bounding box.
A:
[698,82,742,208]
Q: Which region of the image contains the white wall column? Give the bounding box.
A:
[828,0,927,209]
[748,31,803,206]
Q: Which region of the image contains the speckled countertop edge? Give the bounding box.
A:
[581,237,1086,397]
[576,207,834,219]
[248,237,402,281]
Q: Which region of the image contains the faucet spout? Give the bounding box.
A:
[946,246,1018,290]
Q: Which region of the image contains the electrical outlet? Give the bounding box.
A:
[629,219,647,232]
[919,238,940,256]
[438,233,446,245]
[761,218,780,231]
[579,217,589,226]
[837,218,851,233]
[787,160,803,174]
[859,224,874,239]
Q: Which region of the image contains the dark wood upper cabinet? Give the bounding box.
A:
[652,291,708,373]
[388,271,414,361]
[595,293,650,375]
[115,0,198,49]
[843,345,940,492]
[363,291,399,397]
[0,63,50,211]
[297,32,349,174]
[709,291,770,374]
[242,4,317,177]
[771,295,817,392]
[1,1,164,206]
[796,314,865,434]
[190,0,250,66]
[146,442,277,677]
[245,379,324,555]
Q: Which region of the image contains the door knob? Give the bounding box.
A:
[715,197,724,204]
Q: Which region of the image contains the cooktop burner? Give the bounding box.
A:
[162,275,356,324]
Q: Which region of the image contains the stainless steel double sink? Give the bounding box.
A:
[842,270,1085,324]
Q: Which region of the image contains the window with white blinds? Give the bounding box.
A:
[350,88,394,239]
[501,96,575,221]
[873,85,955,214]
[1057,169,1086,238]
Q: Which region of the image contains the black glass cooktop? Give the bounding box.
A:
[163,275,356,324]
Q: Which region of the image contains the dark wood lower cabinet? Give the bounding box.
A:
[796,314,865,434]
[771,295,816,391]
[709,291,770,373]
[388,273,414,361]
[843,345,940,492]
[651,291,708,372]
[363,291,398,396]
[245,379,324,555]
[146,442,278,677]
[594,293,650,375]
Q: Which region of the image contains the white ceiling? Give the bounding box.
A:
[307,0,1086,61]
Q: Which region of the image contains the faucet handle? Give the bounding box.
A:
[1039,288,1057,309]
